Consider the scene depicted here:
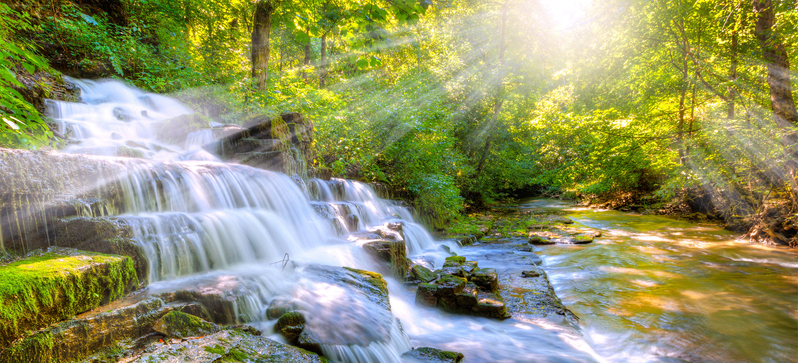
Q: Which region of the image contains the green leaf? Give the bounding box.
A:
[3,117,21,130]
[296,32,310,45]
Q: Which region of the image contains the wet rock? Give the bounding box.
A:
[130,329,326,362]
[113,106,134,122]
[402,347,465,363]
[210,112,313,177]
[152,112,211,146]
[156,276,253,325]
[472,291,510,319]
[528,235,554,245]
[346,213,360,230]
[0,247,138,348]
[571,234,595,244]
[274,311,306,342]
[363,240,409,277]
[22,217,148,283]
[455,282,479,307]
[471,268,499,292]
[522,268,543,278]
[435,274,467,296]
[266,298,299,319]
[111,132,123,140]
[409,264,437,283]
[274,265,395,355]
[125,140,149,150]
[0,148,151,253]
[152,311,220,339]
[416,283,440,307]
[548,216,574,225]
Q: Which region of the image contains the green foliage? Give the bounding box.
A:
[0,3,52,148]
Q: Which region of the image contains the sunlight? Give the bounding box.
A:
[539,0,591,30]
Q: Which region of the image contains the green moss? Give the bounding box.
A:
[155,311,219,338]
[204,344,226,355]
[0,250,138,347]
[444,256,466,264]
[342,267,388,296]
[1,331,54,363]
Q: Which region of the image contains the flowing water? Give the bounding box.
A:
[38,79,798,362]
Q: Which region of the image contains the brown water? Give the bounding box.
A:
[525,199,798,363]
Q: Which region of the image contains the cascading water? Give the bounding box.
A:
[44,78,436,362]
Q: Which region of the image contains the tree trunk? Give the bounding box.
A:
[251,0,275,90]
[753,0,798,128]
[728,25,738,119]
[474,3,508,180]
[320,33,327,88]
[303,29,311,81]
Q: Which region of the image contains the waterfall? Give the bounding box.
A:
[43,78,439,363]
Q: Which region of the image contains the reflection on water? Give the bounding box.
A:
[526,199,798,363]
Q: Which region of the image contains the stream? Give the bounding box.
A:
[34,79,798,363]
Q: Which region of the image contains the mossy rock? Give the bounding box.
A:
[409,264,437,283]
[0,247,138,348]
[153,311,220,339]
[132,329,328,362]
[528,235,554,245]
[274,311,307,343]
[402,347,465,363]
[0,297,208,363]
[571,234,595,244]
[444,256,466,264]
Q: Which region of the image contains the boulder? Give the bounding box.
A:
[471,268,499,292]
[210,112,313,177]
[402,347,465,363]
[528,235,554,245]
[0,247,138,348]
[130,329,326,362]
[151,113,211,146]
[152,311,220,339]
[0,296,207,363]
[408,264,437,283]
[363,240,409,277]
[472,291,510,319]
[266,298,299,320]
[274,265,396,357]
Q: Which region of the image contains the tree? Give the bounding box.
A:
[251,0,276,89]
[753,0,798,128]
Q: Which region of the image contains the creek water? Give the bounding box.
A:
[41,79,797,362]
[521,199,798,363]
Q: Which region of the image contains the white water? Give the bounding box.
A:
[47,79,442,362]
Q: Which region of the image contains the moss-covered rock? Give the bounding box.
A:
[211,112,313,177]
[471,268,499,292]
[274,311,306,343]
[0,247,138,348]
[0,297,205,363]
[528,235,554,245]
[402,347,465,363]
[409,264,437,283]
[363,240,409,278]
[130,329,328,363]
[152,311,220,339]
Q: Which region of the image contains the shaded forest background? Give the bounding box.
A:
[0,0,796,245]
